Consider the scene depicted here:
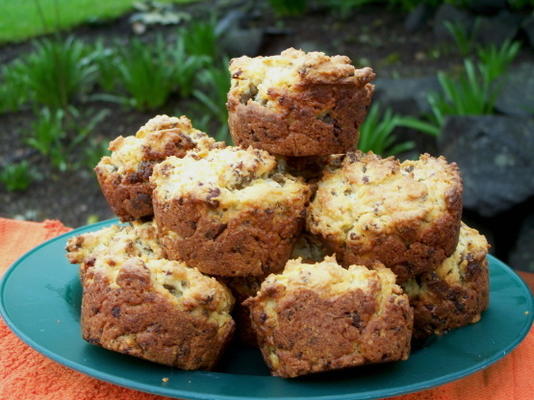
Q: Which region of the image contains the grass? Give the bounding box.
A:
[400,39,521,136]
[6,37,96,109]
[358,103,414,156]
[268,0,307,16]
[0,0,197,44]
[0,161,36,192]
[193,61,231,142]
[115,37,177,111]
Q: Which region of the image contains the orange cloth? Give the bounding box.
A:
[0,217,532,400]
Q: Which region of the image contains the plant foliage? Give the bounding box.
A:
[268,0,307,16]
[116,37,176,110]
[358,103,414,156]
[182,20,217,60]
[193,62,231,143]
[0,161,35,192]
[8,37,96,109]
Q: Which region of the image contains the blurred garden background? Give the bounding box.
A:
[0,0,533,271]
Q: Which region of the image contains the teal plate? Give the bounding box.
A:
[1,219,533,400]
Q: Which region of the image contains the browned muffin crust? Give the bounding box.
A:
[81,258,235,370]
[95,115,222,221]
[151,146,312,277]
[65,220,164,283]
[402,223,489,340]
[244,257,413,378]
[307,152,463,283]
[227,48,375,156]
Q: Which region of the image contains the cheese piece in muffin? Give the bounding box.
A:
[95,115,223,221]
[66,220,164,282]
[307,151,463,283]
[227,48,375,156]
[244,256,413,378]
[151,146,312,277]
[402,222,489,340]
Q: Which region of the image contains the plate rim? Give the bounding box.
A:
[0,218,532,400]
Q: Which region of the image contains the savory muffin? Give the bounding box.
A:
[227,48,375,156]
[307,152,463,283]
[66,220,164,282]
[95,115,222,221]
[80,256,235,370]
[402,222,489,340]
[151,146,312,277]
[244,256,413,378]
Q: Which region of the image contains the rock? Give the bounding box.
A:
[509,210,534,273]
[522,14,534,48]
[438,115,534,217]
[433,4,475,40]
[404,3,434,33]
[468,0,508,14]
[373,76,440,116]
[216,9,264,57]
[495,62,534,117]
[473,11,521,45]
[219,27,263,57]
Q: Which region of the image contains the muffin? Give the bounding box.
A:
[66,220,163,282]
[244,256,413,378]
[220,276,264,346]
[95,115,222,221]
[80,256,235,370]
[402,222,489,340]
[66,221,235,370]
[151,146,312,277]
[307,152,463,283]
[227,48,375,156]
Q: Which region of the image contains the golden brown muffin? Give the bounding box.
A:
[402,222,489,340]
[80,257,235,370]
[66,222,235,370]
[307,151,463,283]
[95,115,222,221]
[66,220,164,282]
[151,146,312,277]
[244,256,413,378]
[227,48,375,156]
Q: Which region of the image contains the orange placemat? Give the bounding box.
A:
[0,217,532,400]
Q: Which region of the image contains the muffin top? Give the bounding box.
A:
[66,221,234,325]
[229,48,374,110]
[404,222,489,297]
[95,257,234,325]
[259,256,400,299]
[96,115,219,175]
[151,146,310,213]
[307,152,462,243]
[66,221,164,266]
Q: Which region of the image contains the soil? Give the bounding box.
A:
[1,2,533,228]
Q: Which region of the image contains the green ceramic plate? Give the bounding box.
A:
[1,219,532,400]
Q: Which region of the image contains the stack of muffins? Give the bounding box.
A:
[66,48,489,378]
